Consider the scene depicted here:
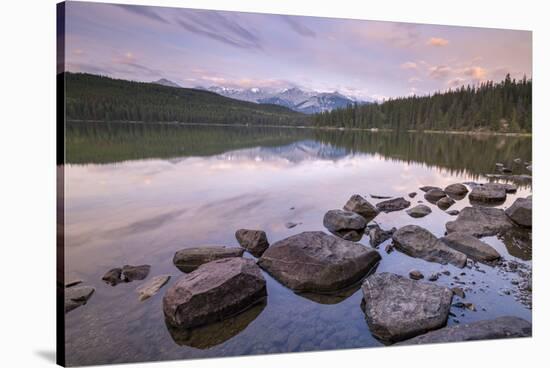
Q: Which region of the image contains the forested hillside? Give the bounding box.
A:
[64,73,308,126]
[312,75,532,132]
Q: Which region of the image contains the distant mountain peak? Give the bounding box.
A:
[153,78,181,88]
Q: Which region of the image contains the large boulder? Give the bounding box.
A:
[376,197,411,213]
[444,183,468,196]
[440,232,501,262]
[505,197,532,227]
[323,209,367,241]
[361,273,453,343]
[173,246,244,272]
[469,183,507,204]
[446,206,515,237]
[406,204,432,218]
[258,231,381,292]
[396,316,531,345]
[343,194,379,219]
[392,225,467,267]
[163,258,266,329]
[235,229,270,257]
[436,196,455,210]
[424,189,447,202]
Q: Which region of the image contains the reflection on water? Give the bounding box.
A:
[63,123,532,366]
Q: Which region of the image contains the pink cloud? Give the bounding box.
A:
[427,37,449,47]
[429,65,452,79]
[400,61,417,70]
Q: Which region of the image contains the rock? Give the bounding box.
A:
[495,163,504,168]
[368,225,396,247]
[235,229,270,257]
[444,183,468,196]
[285,222,299,229]
[505,197,532,227]
[469,183,507,204]
[406,204,432,218]
[514,158,522,164]
[436,196,455,210]
[121,265,150,281]
[376,197,411,213]
[385,243,394,254]
[163,258,266,329]
[451,287,465,298]
[526,165,532,172]
[173,247,244,272]
[392,225,467,268]
[258,231,381,292]
[441,232,501,262]
[136,275,171,301]
[65,279,83,288]
[446,206,515,237]
[323,209,367,241]
[500,167,513,173]
[370,194,392,199]
[424,189,447,202]
[409,270,424,280]
[361,273,453,343]
[396,316,531,345]
[102,268,122,286]
[428,273,439,281]
[447,210,460,216]
[65,285,95,313]
[485,174,531,184]
[500,183,518,193]
[343,194,379,219]
[420,186,441,192]
[408,192,417,198]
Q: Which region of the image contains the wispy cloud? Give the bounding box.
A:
[400,61,417,69]
[280,15,316,37]
[463,66,487,80]
[429,65,452,79]
[427,37,449,47]
[113,4,168,24]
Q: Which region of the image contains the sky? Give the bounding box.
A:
[63,1,532,101]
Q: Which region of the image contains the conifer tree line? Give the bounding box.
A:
[312,74,531,132]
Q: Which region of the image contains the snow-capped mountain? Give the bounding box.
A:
[153,78,181,88]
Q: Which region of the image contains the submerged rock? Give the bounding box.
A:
[235,229,270,257]
[361,273,453,343]
[441,232,501,262]
[392,225,467,268]
[396,316,531,345]
[436,196,455,210]
[376,197,411,213]
[173,247,244,272]
[446,209,460,216]
[368,225,396,247]
[163,258,266,329]
[469,183,506,204]
[444,183,469,196]
[406,204,432,218]
[258,231,380,292]
[136,275,171,301]
[343,194,379,219]
[420,186,441,192]
[121,265,151,281]
[65,285,95,313]
[446,206,515,237]
[102,268,122,286]
[505,197,532,227]
[323,209,367,241]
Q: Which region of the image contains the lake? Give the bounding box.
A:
[62,122,532,366]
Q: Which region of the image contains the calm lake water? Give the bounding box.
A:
[63,122,532,366]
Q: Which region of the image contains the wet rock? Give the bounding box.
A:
[258,231,380,292]
[136,275,171,301]
[437,196,455,210]
[396,316,531,345]
[446,206,515,237]
[451,287,465,298]
[65,285,95,313]
[235,229,270,257]
[285,222,299,229]
[343,194,379,219]
[408,192,417,198]
[500,167,512,173]
[469,183,506,204]
[163,258,266,329]
[102,268,122,286]
[370,194,392,199]
[368,225,396,247]
[428,273,439,281]
[409,270,424,280]
[392,225,467,268]
[526,165,532,172]
[323,209,367,241]
[441,232,501,262]
[361,273,453,343]
[121,265,150,282]
[173,247,244,272]
[514,158,522,164]
[65,279,83,288]
[424,189,447,202]
[420,186,441,192]
[376,197,411,213]
[406,204,432,218]
[444,183,469,196]
[495,163,504,168]
[447,210,460,216]
[385,243,394,254]
[505,197,532,227]
[485,174,532,185]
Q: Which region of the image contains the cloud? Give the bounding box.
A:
[427,37,449,47]
[280,15,316,37]
[447,77,466,88]
[429,65,452,79]
[400,61,417,70]
[408,76,422,83]
[113,4,167,24]
[463,66,487,80]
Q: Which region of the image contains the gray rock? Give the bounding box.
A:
[409,270,424,280]
[368,225,396,247]
[437,196,455,210]
[446,206,515,237]
[396,316,531,345]
[323,209,367,241]
[370,194,392,199]
[420,186,441,192]
[258,231,381,292]
[444,183,469,196]
[361,273,453,343]
[424,189,447,203]
[428,273,439,281]
[235,229,270,257]
[526,165,532,172]
[408,192,417,198]
[447,210,460,216]
[343,194,379,219]
[392,225,467,268]
[136,275,171,301]
[121,265,150,281]
[495,163,504,168]
[285,222,299,229]
[173,246,244,272]
[65,285,95,313]
[441,232,501,262]
[102,268,122,286]
[451,287,465,298]
[406,204,432,218]
[505,197,532,227]
[469,183,506,203]
[376,197,411,213]
[514,158,522,164]
[65,279,83,288]
[163,258,266,329]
